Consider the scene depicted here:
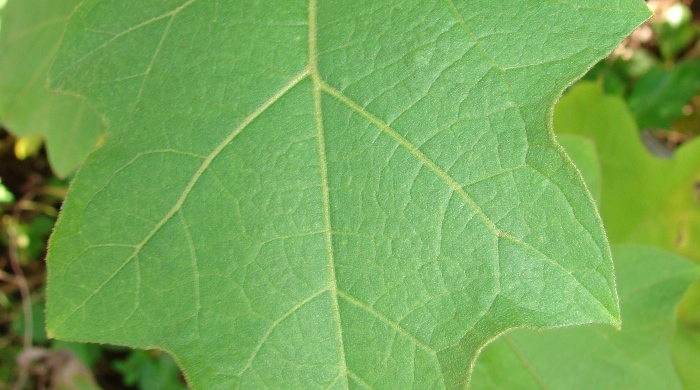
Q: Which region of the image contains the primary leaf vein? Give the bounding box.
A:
[309,0,349,385]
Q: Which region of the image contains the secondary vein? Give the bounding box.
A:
[320,82,501,237]
[55,70,308,330]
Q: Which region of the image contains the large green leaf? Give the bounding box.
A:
[45,1,649,388]
[554,81,700,262]
[0,0,103,177]
[471,244,700,390]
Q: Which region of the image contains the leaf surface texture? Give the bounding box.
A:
[45,1,649,388]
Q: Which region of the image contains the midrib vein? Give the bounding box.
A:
[309,0,349,386]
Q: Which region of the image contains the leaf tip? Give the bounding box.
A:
[612,315,622,331]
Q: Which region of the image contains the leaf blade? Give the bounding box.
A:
[45,1,650,388]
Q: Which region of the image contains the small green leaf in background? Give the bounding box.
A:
[628,59,700,130]
[0,176,13,203]
[615,48,659,80]
[44,1,649,388]
[471,245,700,390]
[554,81,700,261]
[580,61,629,97]
[11,302,48,343]
[1,213,55,265]
[51,341,103,370]
[113,350,186,390]
[0,0,104,177]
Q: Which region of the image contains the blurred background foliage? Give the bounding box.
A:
[1,0,699,389]
[583,0,700,144]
